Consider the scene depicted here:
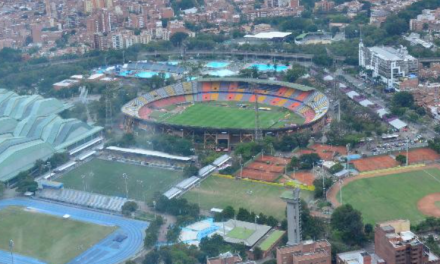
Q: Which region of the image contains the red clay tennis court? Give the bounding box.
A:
[290,171,315,186]
[237,155,289,182]
[298,144,347,161]
[394,148,440,164]
[352,155,398,172]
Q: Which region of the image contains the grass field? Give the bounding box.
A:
[227,227,255,240]
[0,206,116,264]
[59,159,182,202]
[182,176,313,220]
[341,168,440,224]
[154,102,305,129]
[260,230,285,251]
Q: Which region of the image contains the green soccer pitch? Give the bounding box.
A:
[153,102,305,129]
[0,206,116,264]
[182,176,313,220]
[227,227,255,240]
[58,159,182,202]
[340,168,440,224]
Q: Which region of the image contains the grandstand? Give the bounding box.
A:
[38,188,128,212]
[0,89,103,183]
[122,78,329,148]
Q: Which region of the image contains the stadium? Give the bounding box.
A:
[122,78,329,149]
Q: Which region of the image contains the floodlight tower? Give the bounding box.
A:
[281,188,302,245]
[251,79,263,142]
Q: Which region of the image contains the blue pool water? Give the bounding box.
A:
[118,70,132,77]
[135,71,170,79]
[249,64,288,72]
[207,69,236,77]
[206,61,230,68]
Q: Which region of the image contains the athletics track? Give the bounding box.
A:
[0,198,148,264]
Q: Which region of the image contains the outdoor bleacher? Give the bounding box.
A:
[176,176,200,190]
[163,187,182,199]
[38,188,128,213]
[212,154,231,167]
[54,161,77,172]
[199,165,216,178]
[122,78,329,126]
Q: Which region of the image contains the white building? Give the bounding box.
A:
[359,42,419,88]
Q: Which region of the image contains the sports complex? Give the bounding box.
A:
[0,199,147,264]
[122,78,329,149]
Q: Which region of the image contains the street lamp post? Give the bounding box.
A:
[122,173,129,198]
[9,239,14,264]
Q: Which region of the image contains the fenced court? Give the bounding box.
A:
[290,171,315,186]
[394,148,440,164]
[298,144,347,161]
[238,156,289,182]
[352,155,398,172]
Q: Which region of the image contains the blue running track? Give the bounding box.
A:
[0,199,149,264]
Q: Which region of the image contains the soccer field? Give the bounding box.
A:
[341,168,440,224]
[182,176,313,220]
[0,206,116,264]
[155,102,305,129]
[58,159,182,202]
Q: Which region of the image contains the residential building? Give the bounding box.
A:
[375,220,440,264]
[409,8,440,32]
[314,0,335,12]
[337,250,384,264]
[359,42,419,87]
[207,252,256,264]
[31,24,43,43]
[276,240,332,264]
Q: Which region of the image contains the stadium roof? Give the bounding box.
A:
[244,31,292,39]
[199,78,315,92]
[0,89,103,183]
[106,146,192,161]
[215,219,272,247]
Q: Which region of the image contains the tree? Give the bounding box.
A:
[313,177,333,199]
[299,153,321,169]
[16,172,38,193]
[331,204,366,246]
[119,133,136,147]
[312,54,333,67]
[199,234,226,257]
[396,154,407,165]
[223,206,235,219]
[0,182,4,198]
[170,32,189,47]
[392,92,414,108]
[183,165,198,178]
[329,163,344,174]
[287,156,300,171]
[125,260,136,264]
[122,201,139,216]
[266,216,279,227]
[253,247,263,260]
[236,208,251,221]
[283,65,306,83]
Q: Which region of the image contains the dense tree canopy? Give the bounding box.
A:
[331,204,366,246]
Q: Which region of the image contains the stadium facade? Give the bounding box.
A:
[122,78,329,149]
[0,89,103,184]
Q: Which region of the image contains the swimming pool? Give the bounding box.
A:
[249,64,288,72]
[207,69,236,77]
[118,70,132,77]
[135,71,171,79]
[206,61,230,68]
